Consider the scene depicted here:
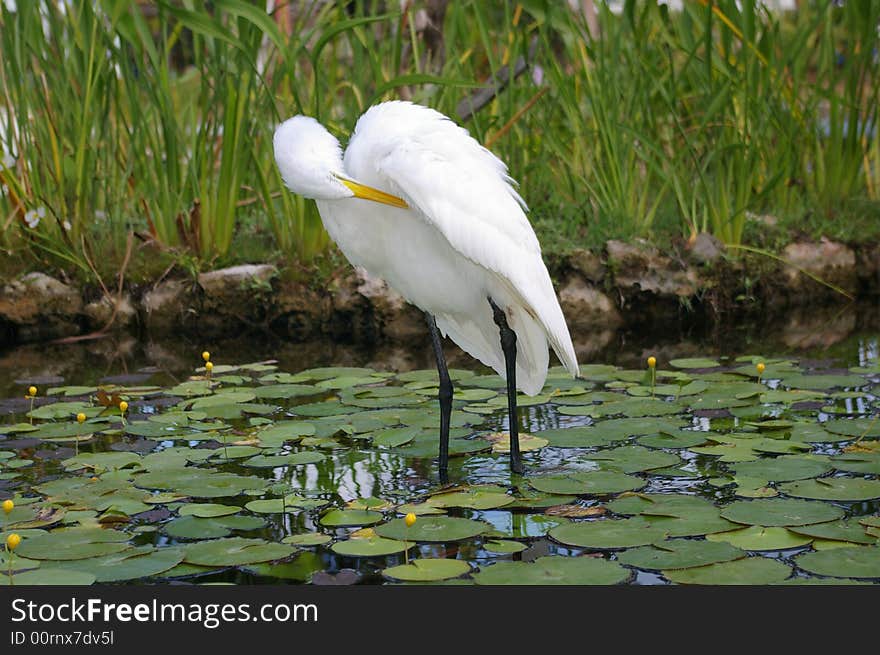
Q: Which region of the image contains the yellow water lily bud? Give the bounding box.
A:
[118,400,128,413]
[76,412,86,424]
[756,362,766,375]
[27,386,37,397]
[404,513,417,527]
[6,533,20,551]
[2,500,13,514]
[647,357,656,369]
[202,351,211,362]
[205,362,214,373]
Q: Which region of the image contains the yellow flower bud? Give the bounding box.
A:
[404,513,417,527]
[647,357,656,369]
[202,351,211,362]
[6,533,20,551]
[205,362,214,373]
[756,362,766,375]
[27,386,37,397]
[76,412,86,424]
[2,500,13,514]
[119,400,128,413]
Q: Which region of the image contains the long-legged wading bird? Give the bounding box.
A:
[274,101,578,477]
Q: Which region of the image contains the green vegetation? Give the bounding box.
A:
[1,354,879,585]
[1,0,879,283]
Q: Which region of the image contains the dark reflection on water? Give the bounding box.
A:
[0,301,877,585]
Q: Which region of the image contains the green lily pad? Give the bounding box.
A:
[529,470,645,496]
[585,446,681,473]
[490,513,569,539]
[2,568,96,586]
[788,520,877,545]
[179,503,241,518]
[483,539,528,554]
[375,516,489,542]
[664,557,792,584]
[56,546,184,582]
[16,528,131,561]
[721,499,844,527]
[282,533,332,547]
[549,517,668,549]
[243,552,324,581]
[731,457,831,482]
[637,429,708,449]
[779,477,880,501]
[183,538,294,566]
[473,555,630,585]
[245,495,328,514]
[331,536,411,557]
[707,526,814,551]
[426,487,513,510]
[319,510,384,527]
[617,539,746,570]
[832,452,880,475]
[382,559,470,582]
[795,546,880,579]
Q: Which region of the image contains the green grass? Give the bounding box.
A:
[1,0,879,283]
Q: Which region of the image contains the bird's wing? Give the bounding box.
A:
[369,116,578,380]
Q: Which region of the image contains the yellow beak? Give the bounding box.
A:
[338,177,408,209]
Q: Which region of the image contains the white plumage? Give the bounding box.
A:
[274,100,578,395]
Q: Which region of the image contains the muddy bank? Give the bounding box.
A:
[0,237,878,352]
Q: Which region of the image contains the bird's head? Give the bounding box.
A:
[273,115,406,207]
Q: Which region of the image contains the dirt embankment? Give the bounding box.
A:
[1,237,878,352]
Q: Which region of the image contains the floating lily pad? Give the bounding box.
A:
[17,528,131,561]
[788,520,877,545]
[183,538,294,566]
[617,539,745,570]
[549,517,668,549]
[473,555,630,585]
[375,516,488,542]
[282,533,332,547]
[779,477,880,501]
[56,546,184,582]
[319,509,384,527]
[795,546,880,579]
[731,457,831,482]
[529,470,645,496]
[721,499,844,526]
[669,358,721,369]
[243,552,324,581]
[483,539,528,554]
[490,513,569,539]
[585,446,681,473]
[426,487,513,510]
[382,559,470,582]
[331,535,411,557]
[664,557,792,584]
[2,568,96,586]
[707,526,814,551]
[179,503,241,518]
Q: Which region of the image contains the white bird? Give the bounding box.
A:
[274,100,578,476]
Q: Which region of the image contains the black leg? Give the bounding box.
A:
[425,312,452,482]
[489,299,522,474]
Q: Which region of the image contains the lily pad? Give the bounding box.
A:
[473,555,630,585]
[788,520,877,545]
[426,487,513,510]
[331,535,411,557]
[795,546,880,579]
[549,517,668,549]
[16,528,131,561]
[483,539,528,554]
[731,457,831,482]
[375,516,489,542]
[664,557,792,584]
[529,470,645,496]
[779,477,880,501]
[707,526,814,551]
[721,499,844,527]
[2,568,96,586]
[382,559,470,582]
[617,539,746,570]
[183,538,294,566]
[319,510,384,527]
[56,546,184,582]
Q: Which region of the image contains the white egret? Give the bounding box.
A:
[274,100,578,477]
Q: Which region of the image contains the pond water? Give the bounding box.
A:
[0,304,878,585]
